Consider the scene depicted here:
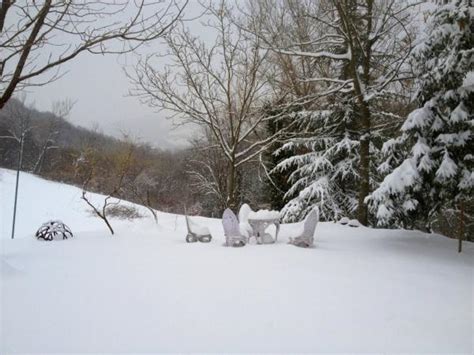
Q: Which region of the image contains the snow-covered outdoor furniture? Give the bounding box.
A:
[35,220,73,241]
[238,203,253,239]
[185,215,212,243]
[338,217,360,227]
[222,208,246,247]
[288,207,319,248]
[248,209,280,244]
[348,219,361,228]
[338,217,349,225]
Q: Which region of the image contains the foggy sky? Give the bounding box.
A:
[17,1,433,151]
[28,2,209,151]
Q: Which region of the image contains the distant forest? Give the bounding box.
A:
[0,98,269,218]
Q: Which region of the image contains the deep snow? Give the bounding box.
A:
[1,169,473,353]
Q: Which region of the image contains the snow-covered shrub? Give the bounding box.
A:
[35,220,73,241]
[105,205,143,220]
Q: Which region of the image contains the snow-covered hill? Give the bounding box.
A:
[1,169,473,353]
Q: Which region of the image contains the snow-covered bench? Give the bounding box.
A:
[185,215,212,243]
[288,207,319,248]
[222,208,247,247]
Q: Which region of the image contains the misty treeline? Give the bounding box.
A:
[0,1,472,246]
[0,98,267,219]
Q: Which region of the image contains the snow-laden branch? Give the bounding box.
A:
[271,47,351,61]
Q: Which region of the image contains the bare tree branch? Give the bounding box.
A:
[0,0,188,109]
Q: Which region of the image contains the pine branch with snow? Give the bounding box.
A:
[369,0,473,231]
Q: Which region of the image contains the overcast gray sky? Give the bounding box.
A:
[28,52,193,150]
[27,2,210,151]
[16,1,432,151]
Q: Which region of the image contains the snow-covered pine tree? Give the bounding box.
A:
[368,0,473,248]
[274,98,360,222]
[253,1,415,223]
[262,102,299,212]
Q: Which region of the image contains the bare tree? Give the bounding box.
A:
[187,133,229,213]
[79,144,134,235]
[0,96,32,149]
[0,0,188,109]
[131,1,294,210]
[32,99,74,174]
[128,168,161,223]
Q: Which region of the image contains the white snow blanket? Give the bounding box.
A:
[0,168,473,353]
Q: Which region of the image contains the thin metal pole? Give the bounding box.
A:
[11,133,24,240]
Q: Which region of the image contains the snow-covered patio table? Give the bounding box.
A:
[248,209,280,244]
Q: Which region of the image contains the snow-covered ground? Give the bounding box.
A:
[1,168,473,353]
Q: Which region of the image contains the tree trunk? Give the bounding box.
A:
[458,201,464,253]
[337,0,372,226]
[357,109,370,226]
[33,142,49,174]
[350,65,371,226]
[146,190,158,223]
[357,0,373,226]
[0,0,52,110]
[102,215,115,235]
[226,161,237,211]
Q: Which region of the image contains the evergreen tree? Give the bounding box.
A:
[369,1,473,248]
[275,99,360,222]
[260,1,412,223]
[263,105,297,211]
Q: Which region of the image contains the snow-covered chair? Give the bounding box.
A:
[185,215,212,243]
[222,208,246,247]
[238,203,253,239]
[288,207,319,248]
